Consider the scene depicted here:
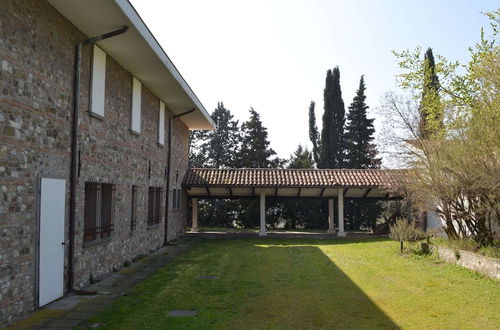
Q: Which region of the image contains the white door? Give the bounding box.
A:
[39,178,66,307]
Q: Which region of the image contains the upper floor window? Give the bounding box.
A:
[158,101,165,145]
[131,77,142,134]
[90,45,106,118]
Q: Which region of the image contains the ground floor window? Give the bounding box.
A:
[131,185,137,231]
[84,182,115,243]
[148,187,162,226]
[172,188,182,210]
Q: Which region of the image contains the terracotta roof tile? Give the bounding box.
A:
[183,168,406,189]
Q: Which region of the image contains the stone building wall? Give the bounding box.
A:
[0,0,190,326]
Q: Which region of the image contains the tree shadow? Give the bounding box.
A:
[225,242,400,329]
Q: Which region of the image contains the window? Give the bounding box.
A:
[131,77,141,133]
[172,188,182,210]
[147,187,162,226]
[90,45,106,117]
[131,185,137,231]
[84,182,115,243]
[158,101,165,145]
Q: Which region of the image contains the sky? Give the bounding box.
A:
[130,0,497,165]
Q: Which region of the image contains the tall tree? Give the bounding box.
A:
[344,76,381,169]
[419,47,443,138]
[189,102,241,228]
[237,107,278,168]
[189,130,208,167]
[319,67,345,168]
[308,101,321,166]
[203,102,240,168]
[344,76,383,230]
[288,145,313,169]
[281,145,323,229]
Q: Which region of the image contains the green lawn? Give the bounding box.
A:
[85,238,499,329]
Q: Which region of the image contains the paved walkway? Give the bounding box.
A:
[8,237,198,329]
[185,230,377,240]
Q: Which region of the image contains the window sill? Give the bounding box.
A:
[89,111,105,121]
[129,129,140,136]
[83,235,112,248]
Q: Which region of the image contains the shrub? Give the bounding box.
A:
[389,218,426,253]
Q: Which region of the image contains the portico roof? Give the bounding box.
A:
[184,168,406,199]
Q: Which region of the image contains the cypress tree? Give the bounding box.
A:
[319,67,345,168]
[308,101,321,166]
[419,47,443,138]
[344,76,381,169]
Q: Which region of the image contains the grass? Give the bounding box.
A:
[83,238,499,329]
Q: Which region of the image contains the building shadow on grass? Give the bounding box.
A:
[227,242,400,329]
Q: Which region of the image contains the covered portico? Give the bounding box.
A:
[183,168,404,236]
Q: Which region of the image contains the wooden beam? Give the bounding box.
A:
[297,187,302,196]
[320,187,326,197]
[362,188,372,198]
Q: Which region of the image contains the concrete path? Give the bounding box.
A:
[186,230,377,240]
[8,237,198,329]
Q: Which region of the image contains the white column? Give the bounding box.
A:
[337,188,346,237]
[259,193,267,236]
[191,197,198,232]
[327,198,336,234]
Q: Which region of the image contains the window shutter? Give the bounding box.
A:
[158,101,165,145]
[131,77,142,133]
[172,188,177,211]
[131,185,137,231]
[90,45,106,117]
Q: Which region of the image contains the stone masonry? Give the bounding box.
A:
[0,1,190,326]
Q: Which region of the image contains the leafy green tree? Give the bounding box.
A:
[236,107,279,168]
[189,102,242,227]
[288,144,313,169]
[189,130,208,167]
[344,76,381,169]
[233,108,281,228]
[281,145,324,229]
[203,102,241,168]
[383,11,500,246]
[319,67,345,169]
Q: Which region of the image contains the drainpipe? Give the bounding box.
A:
[69,26,128,292]
[164,108,195,245]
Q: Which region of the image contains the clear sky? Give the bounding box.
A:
[130,0,497,165]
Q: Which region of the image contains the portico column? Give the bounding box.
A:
[191,197,198,232]
[327,198,336,234]
[259,193,267,236]
[337,188,346,237]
